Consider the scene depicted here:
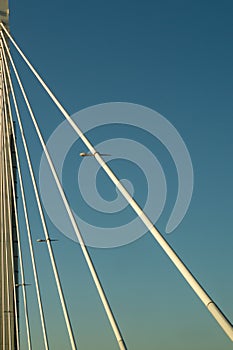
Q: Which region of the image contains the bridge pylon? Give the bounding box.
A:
[0,1,19,349]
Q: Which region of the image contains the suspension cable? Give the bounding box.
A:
[1,55,32,350]
[0,39,50,350]
[0,152,6,350]
[1,40,77,350]
[2,101,12,350]
[1,63,20,350]
[0,48,13,349]
[1,25,127,350]
[0,57,6,349]
[1,22,233,342]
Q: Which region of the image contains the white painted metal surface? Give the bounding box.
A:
[1,23,232,342]
[0,0,9,26]
[0,3,19,346]
[0,3,18,347]
[1,28,127,350]
[2,44,78,350]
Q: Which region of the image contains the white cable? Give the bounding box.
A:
[0,39,50,350]
[2,116,13,350]
[1,43,77,350]
[1,46,12,350]
[0,82,6,350]
[0,55,6,350]
[0,163,6,350]
[1,64,20,350]
[1,26,127,350]
[1,22,232,342]
[1,55,32,350]
[2,106,12,350]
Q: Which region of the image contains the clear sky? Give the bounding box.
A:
[8,0,233,349]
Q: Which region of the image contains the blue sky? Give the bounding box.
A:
[8,1,233,349]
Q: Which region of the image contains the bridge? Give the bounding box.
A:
[0,1,233,349]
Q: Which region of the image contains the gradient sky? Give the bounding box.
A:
[8,1,233,349]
